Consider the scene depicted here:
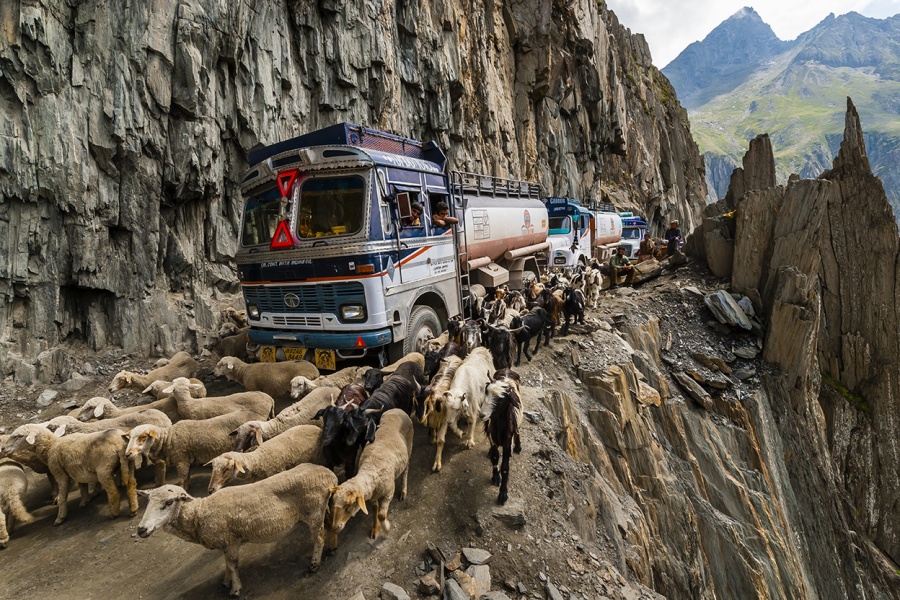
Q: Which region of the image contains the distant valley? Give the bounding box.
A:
[664,8,900,219]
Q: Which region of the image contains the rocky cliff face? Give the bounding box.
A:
[0,0,706,381]
[687,98,900,595]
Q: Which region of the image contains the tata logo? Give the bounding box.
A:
[283,293,301,308]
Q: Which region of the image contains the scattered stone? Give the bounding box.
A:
[61,373,90,393]
[681,285,704,296]
[704,291,752,330]
[462,548,492,565]
[347,593,366,600]
[465,564,491,597]
[481,592,512,600]
[380,582,409,600]
[734,367,757,380]
[426,541,446,563]
[36,389,59,407]
[445,551,464,571]
[517,582,528,594]
[538,572,547,582]
[737,296,755,317]
[545,581,564,600]
[673,372,713,410]
[732,345,759,359]
[418,572,441,595]
[524,412,543,424]
[443,578,468,600]
[61,399,80,409]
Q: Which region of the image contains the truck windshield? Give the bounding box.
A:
[241,188,283,247]
[297,176,366,239]
[622,227,643,240]
[549,216,571,234]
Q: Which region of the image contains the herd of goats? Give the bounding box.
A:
[0,269,597,596]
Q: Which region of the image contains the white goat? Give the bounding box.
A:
[420,355,464,472]
[443,347,494,450]
[329,409,413,542]
[137,464,338,595]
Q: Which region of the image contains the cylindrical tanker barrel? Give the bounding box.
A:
[459,195,549,263]
[593,212,623,245]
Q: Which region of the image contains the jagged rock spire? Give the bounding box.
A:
[822,97,871,178]
[722,133,776,209]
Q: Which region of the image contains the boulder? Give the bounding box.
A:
[673,372,713,409]
[704,291,752,330]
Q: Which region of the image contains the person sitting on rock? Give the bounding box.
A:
[608,246,635,287]
[665,220,682,257]
[637,234,655,263]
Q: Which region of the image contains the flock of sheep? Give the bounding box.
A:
[0,304,539,596]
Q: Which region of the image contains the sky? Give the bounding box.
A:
[605,0,900,68]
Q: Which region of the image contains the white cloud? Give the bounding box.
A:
[605,0,900,68]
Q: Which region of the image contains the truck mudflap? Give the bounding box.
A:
[247,328,393,350]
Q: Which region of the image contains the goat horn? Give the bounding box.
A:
[364,407,385,415]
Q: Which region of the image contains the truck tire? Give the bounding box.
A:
[404,306,441,356]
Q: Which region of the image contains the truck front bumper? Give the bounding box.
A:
[247,327,393,349]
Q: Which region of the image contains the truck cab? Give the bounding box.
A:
[618,214,648,261]
[545,197,593,269]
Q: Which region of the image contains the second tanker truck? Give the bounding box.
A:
[235,123,550,367]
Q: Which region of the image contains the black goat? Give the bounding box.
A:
[312,401,361,478]
[513,308,553,366]
[485,323,519,371]
[424,342,465,381]
[560,287,586,335]
[345,361,424,451]
[482,374,522,505]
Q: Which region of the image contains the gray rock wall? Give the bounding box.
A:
[0,0,706,382]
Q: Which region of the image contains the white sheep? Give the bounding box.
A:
[72,396,182,424]
[0,434,58,504]
[137,464,339,595]
[0,461,35,548]
[329,409,413,542]
[142,378,207,399]
[443,347,494,450]
[163,377,275,420]
[289,366,371,399]
[214,357,319,400]
[109,351,199,393]
[45,410,172,437]
[3,424,137,525]
[125,410,263,490]
[207,425,325,493]
[229,386,340,452]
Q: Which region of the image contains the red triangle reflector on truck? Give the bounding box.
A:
[356,336,366,348]
[270,220,294,250]
[276,170,298,197]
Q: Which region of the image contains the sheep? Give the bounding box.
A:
[481,373,524,505]
[109,351,199,393]
[362,352,425,394]
[214,357,318,400]
[137,464,338,595]
[205,327,249,360]
[142,378,207,399]
[329,409,413,542]
[0,461,35,548]
[442,347,494,451]
[0,434,58,505]
[44,410,172,437]
[207,425,325,493]
[290,366,371,400]
[229,387,340,452]
[222,306,249,329]
[419,355,464,472]
[125,410,264,490]
[73,396,182,425]
[2,424,137,525]
[164,377,275,420]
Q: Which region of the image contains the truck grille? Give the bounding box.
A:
[243,283,365,314]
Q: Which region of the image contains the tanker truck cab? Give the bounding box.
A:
[236,123,461,367]
[618,214,648,262]
[546,197,593,269]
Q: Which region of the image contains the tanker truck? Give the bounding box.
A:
[545,197,593,269]
[235,123,549,368]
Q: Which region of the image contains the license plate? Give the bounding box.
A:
[314,349,336,371]
[283,347,307,361]
[259,345,277,363]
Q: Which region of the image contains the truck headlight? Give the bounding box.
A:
[247,304,260,319]
[340,304,366,321]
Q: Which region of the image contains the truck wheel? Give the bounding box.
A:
[404,306,441,356]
